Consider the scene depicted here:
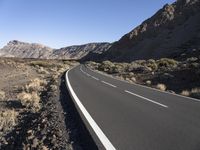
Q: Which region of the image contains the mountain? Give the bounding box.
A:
[0,40,111,59]
[0,40,53,59]
[50,43,111,59]
[93,0,200,62]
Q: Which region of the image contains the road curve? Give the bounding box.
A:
[66,65,200,150]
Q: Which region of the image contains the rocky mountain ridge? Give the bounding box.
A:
[0,40,111,59]
[94,0,200,62]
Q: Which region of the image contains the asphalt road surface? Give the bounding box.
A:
[66,65,200,150]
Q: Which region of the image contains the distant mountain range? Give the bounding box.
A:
[0,40,111,60]
[0,0,199,61]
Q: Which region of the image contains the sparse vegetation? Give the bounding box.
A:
[0,58,77,149]
[25,78,47,92]
[0,91,6,101]
[86,55,200,99]
[156,58,178,69]
[0,109,18,133]
[156,84,167,91]
[181,90,190,96]
[17,91,40,112]
[181,88,200,98]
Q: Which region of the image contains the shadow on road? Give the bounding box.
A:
[59,73,98,150]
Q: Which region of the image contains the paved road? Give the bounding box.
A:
[66,65,200,150]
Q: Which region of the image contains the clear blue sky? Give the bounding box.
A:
[0,0,175,48]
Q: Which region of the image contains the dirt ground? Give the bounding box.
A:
[0,58,81,149]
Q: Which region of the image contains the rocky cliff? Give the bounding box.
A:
[97,0,200,62]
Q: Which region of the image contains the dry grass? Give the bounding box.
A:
[0,109,18,132]
[25,78,47,92]
[146,80,152,85]
[190,88,200,98]
[29,61,56,68]
[0,90,6,101]
[156,84,167,91]
[50,85,57,91]
[180,88,200,98]
[191,88,200,94]
[17,92,40,112]
[181,90,190,96]
[37,67,50,74]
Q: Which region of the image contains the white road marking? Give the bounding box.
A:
[80,66,86,74]
[91,76,99,81]
[101,81,117,88]
[87,66,200,103]
[86,73,91,77]
[125,90,168,108]
[66,70,116,150]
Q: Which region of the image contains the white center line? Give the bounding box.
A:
[125,90,168,108]
[101,81,117,88]
[91,76,99,81]
[86,73,91,77]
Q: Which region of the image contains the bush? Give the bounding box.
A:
[146,80,152,85]
[25,78,47,92]
[0,109,18,132]
[127,62,145,73]
[17,92,40,112]
[186,57,198,62]
[98,61,114,73]
[30,61,52,68]
[127,62,141,71]
[181,90,190,96]
[156,83,167,91]
[181,88,200,99]
[0,90,6,101]
[156,58,178,68]
[190,88,200,98]
[145,59,158,71]
[110,63,127,74]
[37,67,50,74]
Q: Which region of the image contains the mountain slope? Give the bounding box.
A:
[96,0,200,62]
[0,40,111,59]
[50,43,111,59]
[0,40,53,59]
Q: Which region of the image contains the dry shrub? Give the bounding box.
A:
[37,67,50,74]
[146,80,152,85]
[0,109,18,132]
[98,61,114,72]
[130,77,136,82]
[181,90,190,96]
[156,84,167,91]
[190,88,200,98]
[0,90,6,101]
[145,59,158,71]
[25,78,47,92]
[181,88,200,99]
[50,85,57,91]
[29,61,55,68]
[17,92,40,111]
[156,58,178,68]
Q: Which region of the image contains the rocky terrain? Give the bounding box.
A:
[87,0,200,62]
[84,0,200,100]
[0,58,94,149]
[86,46,200,99]
[0,40,111,60]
